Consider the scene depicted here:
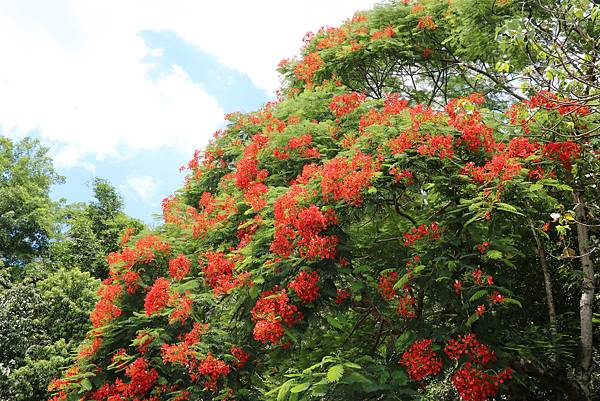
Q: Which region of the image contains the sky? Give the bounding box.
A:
[0,0,377,224]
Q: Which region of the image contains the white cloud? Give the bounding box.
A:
[0,0,377,167]
[127,175,160,202]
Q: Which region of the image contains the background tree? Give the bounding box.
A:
[0,267,99,401]
[51,178,144,279]
[0,135,144,400]
[0,137,63,267]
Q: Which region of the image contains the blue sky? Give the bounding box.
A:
[50,30,270,225]
[0,0,376,224]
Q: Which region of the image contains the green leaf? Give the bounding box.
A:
[466,312,480,327]
[326,315,344,330]
[343,362,362,369]
[393,265,424,289]
[290,382,311,393]
[495,203,525,216]
[503,298,522,308]
[529,183,543,192]
[469,290,488,302]
[277,380,295,401]
[485,250,503,260]
[327,364,345,383]
[80,378,92,392]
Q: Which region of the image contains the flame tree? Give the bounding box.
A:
[49,0,599,400]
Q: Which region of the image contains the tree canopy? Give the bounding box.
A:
[48,1,599,400]
[0,137,63,266]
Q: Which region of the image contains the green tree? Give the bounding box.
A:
[0,267,99,401]
[0,137,63,266]
[51,178,144,278]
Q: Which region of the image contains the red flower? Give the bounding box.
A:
[452,363,512,401]
[453,280,462,295]
[169,253,191,281]
[489,291,505,303]
[125,358,158,397]
[195,353,230,391]
[417,15,437,30]
[329,93,366,118]
[90,282,123,328]
[400,339,443,381]
[144,277,171,317]
[169,292,192,324]
[335,288,351,304]
[200,251,250,297]
[445,333,496,366]
[378,272,398,300]
[231,346,250,369]
[251,288,303,345]
[288,270,320,303]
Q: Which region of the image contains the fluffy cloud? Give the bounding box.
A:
[127,175,160,202]
[0,0,376,167]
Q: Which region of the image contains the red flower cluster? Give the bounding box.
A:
[542,141,581,171]
[329,92,366,118]
[271,186,338,260]
[125,357,159,397]
[231,346,251,369]
[397,293,416,319]
[453,279,462,294]
[389,167,414,183]
[358,94,409,132]
[161,342,194,365]
[251,288,303,344]
[169,253,191,281]
[371,26,394,40]
[378,271,398,300]
[402,222,441,247]
[445,94,496,153]
[489,291,505,304]
[107,235,170,275]
[417,15,437,30]
[294,51,324,86]
[526,90,590,116]
[452,363,512,401]
[320,152,379,205]
[462,154,522,184]
[184,322,208,346]
[188,192,238,238]
[200,251,250,297]
[476,242,490,254]
[169,292,192,324]
[195,353,231,391]
[445,333,496,366]
[134,235,171,262]
[416,134,454,159]
[506,137,539,158]
[288,270,320,303]
[400,339,443,381]
[273,133,320,159]
[90,281,123,328]
[471,269,493,287]
[335,288,351,304]
[144,277,171,316]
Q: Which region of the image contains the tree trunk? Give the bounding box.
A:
[530,223,557,340]
[572,189,595,401]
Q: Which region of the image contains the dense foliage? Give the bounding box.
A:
[0,137,143,401]
[48,0,599,400]
[0,137,63,266]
